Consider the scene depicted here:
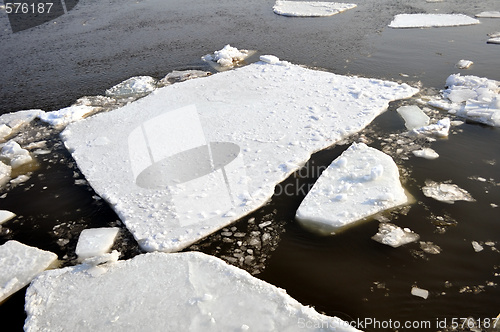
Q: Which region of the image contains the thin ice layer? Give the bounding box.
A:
[0,240,57,303]
[25,252,360,332]
[62,59,418,252]
[273,1,357,17]
[389,14,480,28]
[296,143,408,235]
[396,105,430,130]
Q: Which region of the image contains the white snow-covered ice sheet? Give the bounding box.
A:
[296,143,408,235]
[389,14,480,28]
[0,240,57,303]
[24,251,360,332]
[273,1,357,17]
[62,60,418,252]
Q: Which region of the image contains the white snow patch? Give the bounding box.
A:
[39,105,96,129]
[422,180,475,204]
[75,227,120,260]
[202,45,252,68]
[105,76,157,98]
[411,286,429,299]
[62,60,418,252]
[273,1,357,17]
[411,118,450,137]
[412,148,439,159]
[396,105,430,130]
[0,140,33,168]
[476,11,500,18]
[24,252,360,332]
[0,210,15,225]
[0,241,57,303]
[456,59,473,69]
[296,143,408,235]
[372,223,419,248]
[389,14,480,28]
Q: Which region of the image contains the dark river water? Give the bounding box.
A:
[1,0,499,331]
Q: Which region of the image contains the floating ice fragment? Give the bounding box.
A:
[471,241,484,252]
[396,105,430,130]
[105,76,157,98]
[296,143,408,235]
[411,286,429,299]
[0,110,42,138]
[476,11,500,18]
[273,1,357,17]
[411,118,450,137]
[0,140,33,168]
[202,45,252,68]
[39,105,96,128]
[419,241,442,254]
[389,14,480,28]
[372,223,419,248]
[259,55,280,64]
[487,37,500,44]
[0,210,15,225]
[24,252,359,332]
[412,148,439,159]
[456,59,473,69]
[0,161,11,187]
[75,227,120,260]
[0,241,57,303]
[422,180,475,204]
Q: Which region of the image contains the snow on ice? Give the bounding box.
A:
[75,227,120,260]
[0,140,33,168]
[0,210,15,225]
[296,143,408,235]
[372,223,419,248]
[428,74,500,127]
[105,76,157,98]
[202,45,252,69]
[422,180,475,204]
[273,1,357,17]
[24,252,360,332]
[62,59,418,252]
[396,105,430,130]
[38,105,96,129]
[388,14,480,29]
[0,240,57,303]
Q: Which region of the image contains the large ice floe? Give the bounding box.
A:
[296,143,408,235]
[24,252,360,331]
[0,240,57,303]
[273,1,357,17]
[428,74,500,127]
[61,58,418,252]
[388,14,480,28]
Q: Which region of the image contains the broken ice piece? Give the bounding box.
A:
[396,105,430,130]
[412,148,439,159]
[456,59,473,69]
[0,240,57,303]
[0,161,11,187]
[0,140,33,168]
[487,37,500,45]
[105,76,157,98]
[388,14,480,28]
[419,241,442,254]
[273,1,357,17]
[411,118,450,137]
[0,210,15,225]
[39,105,96,129]
[471,241,484,252]
[296,143,408,235]
[259,55,280,64]
[75,227,120,260]
[202,45,252,68]
[24,252,359,331]
[411,286,429,299]
[476,11,500,18]
[158,70,210,87]
[422,180,475,204]
[372,223,419,248]
[81,250,120,267]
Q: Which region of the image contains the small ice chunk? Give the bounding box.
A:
[105,76,157,98]
[24,252,359,331]
[476,11,500,18]
[471,241,484,252]
[456,59,473,69]
[411,286,429,299]
[0,140,33,168]
[296,143,408,235]
[372,223,419,248]
[75,227,120,260]
[0,240,57,303]
[273,1,357,17]
[202,45,251,68]
[0,125,12,141]
[259,55,280,64]
[0,110,42,134]
[411,118,450,137]
[158,70,210,87]
[396,105,430,130]
[422,180,475,204]
[412,148,439,159]
[419,241,442,254]
[39,105,96,128]
[0,210,15,225]
[389,14,480,28]
[0,161,12,187]
[487,37,500,44]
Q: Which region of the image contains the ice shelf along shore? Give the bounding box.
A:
[0,240,57,303]
[25,252,360,332]
[388,14,480,28]
[296,143,408,235]
[273,1,357,17]
[62,58,418,252]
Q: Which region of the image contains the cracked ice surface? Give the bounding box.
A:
[296,143,408,235]
[389,14,480,28]
[0,240,57,303]
[273,1,357,17]
[24,252,360,332]
[62,59,418,252]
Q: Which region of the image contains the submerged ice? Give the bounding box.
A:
[296,143,408,235]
